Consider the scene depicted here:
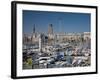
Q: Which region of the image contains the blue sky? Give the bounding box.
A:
[23,10,90,34]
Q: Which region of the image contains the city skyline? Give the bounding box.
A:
[23,10,90,34]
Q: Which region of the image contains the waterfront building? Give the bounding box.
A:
[83,32,90,40]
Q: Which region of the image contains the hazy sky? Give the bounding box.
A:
[23,10,90,34]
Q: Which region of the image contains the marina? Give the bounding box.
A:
[23,37,91,69]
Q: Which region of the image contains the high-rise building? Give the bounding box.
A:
[48,24,53,34]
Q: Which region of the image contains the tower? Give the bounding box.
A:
[33,24,35,33]
[31,24,36,43]
[39,34,42,52]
